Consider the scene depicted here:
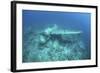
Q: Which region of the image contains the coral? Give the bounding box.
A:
[23,24,87,62]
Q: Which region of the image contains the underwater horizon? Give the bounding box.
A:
[22,10,91,63]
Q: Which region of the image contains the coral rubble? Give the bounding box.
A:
[23,24,86,62]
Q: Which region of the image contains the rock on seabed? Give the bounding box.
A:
[23,24,86,62]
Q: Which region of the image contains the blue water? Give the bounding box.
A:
[22,10,91,62]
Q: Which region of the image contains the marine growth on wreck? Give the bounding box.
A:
[23,24,88,62]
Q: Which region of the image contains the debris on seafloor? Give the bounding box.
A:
[23,24,86,62]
